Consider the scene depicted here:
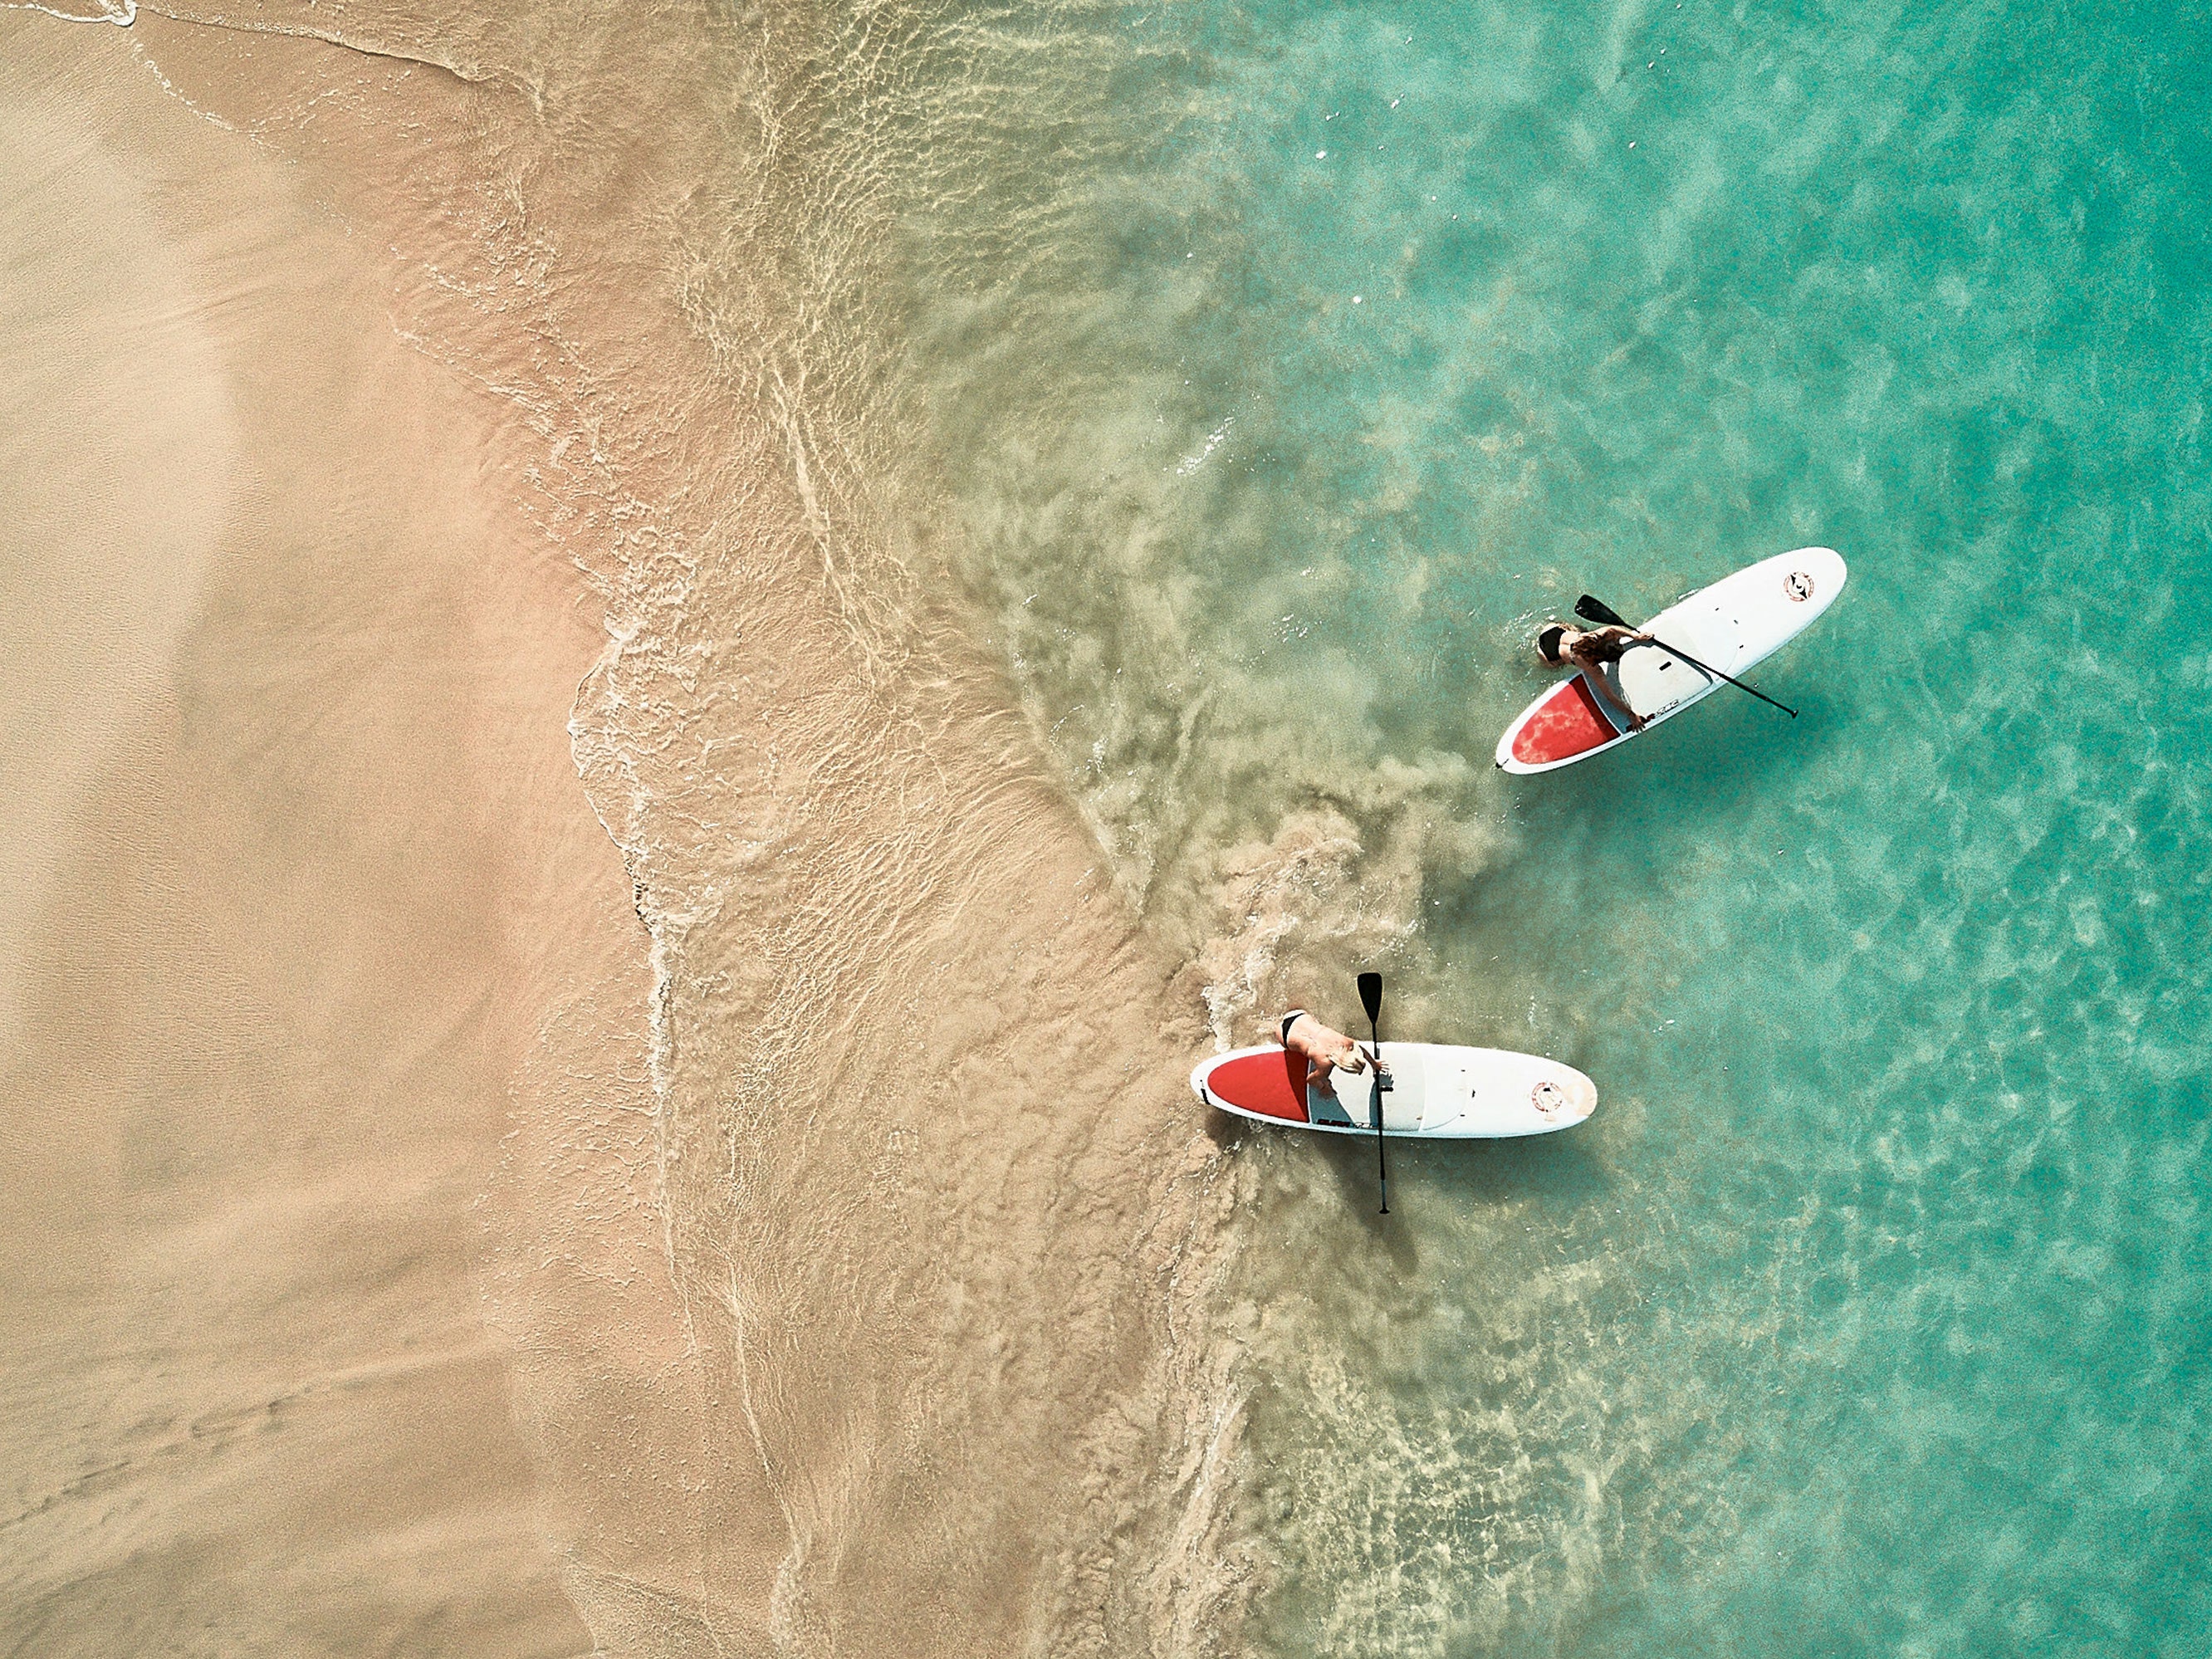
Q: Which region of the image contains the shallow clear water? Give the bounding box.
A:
[897,0,2212,1651]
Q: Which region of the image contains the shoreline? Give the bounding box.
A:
[3,7,1260,1653]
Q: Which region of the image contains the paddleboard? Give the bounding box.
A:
[1191,1041,1597,1138]
[1495,546,1847,775]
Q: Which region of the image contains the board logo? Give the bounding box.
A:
[1532,1079,1566,1117]
[1784,570,1816,602]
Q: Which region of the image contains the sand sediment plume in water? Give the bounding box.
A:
[2,5,1253,1655]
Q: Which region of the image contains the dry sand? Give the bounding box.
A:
[0,18,640,1653]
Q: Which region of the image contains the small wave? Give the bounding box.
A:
[2,0,135,25]
[1175,415,1234,477]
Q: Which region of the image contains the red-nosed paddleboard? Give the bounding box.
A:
[1192,1042,1597,1138]
[1495,546,1848,775]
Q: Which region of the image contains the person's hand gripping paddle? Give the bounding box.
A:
[1358,971,1390,1216]
[1573,594,1798,719]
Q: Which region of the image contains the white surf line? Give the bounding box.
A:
[91,2,513,91]
[0,1,136,25]
[7,0,513,95]
[1175,415,1233,477]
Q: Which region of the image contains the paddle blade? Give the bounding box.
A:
[1358,971,1382,1025]
[1575,593,1631,628]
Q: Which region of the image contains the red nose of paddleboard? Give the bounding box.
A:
[1199,1049,1309,1123]
[1510,678,1617,767]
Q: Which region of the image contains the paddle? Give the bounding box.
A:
[1357,971,1389,1216]
[1573,594,1798,719]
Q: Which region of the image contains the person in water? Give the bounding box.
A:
[1537,621,1657,732]
[1276,1009,1386,1097]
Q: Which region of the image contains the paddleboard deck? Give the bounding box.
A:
[1192,1041,1597,1138]
[1495,546,1847,775]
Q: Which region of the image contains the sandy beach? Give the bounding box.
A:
[0,16,644,1652]
[2,6,1248,1654]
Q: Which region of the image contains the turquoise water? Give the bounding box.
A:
[902,0,2212,1650]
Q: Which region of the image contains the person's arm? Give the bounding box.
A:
[1334,1034,1387,1080]
[1306,1028,1377,1094]
[1583,661,1647,732]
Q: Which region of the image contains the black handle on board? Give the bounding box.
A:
[1573,594,1798,719]
[1358,971,1388,1216]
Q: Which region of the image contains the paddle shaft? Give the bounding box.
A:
[1358,971,1388,1216]
[1367,1020,1388,1214]
[1574,595,1798,719]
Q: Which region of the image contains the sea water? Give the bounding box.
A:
[892,0,2212,1652]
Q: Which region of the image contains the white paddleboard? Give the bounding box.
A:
[1495,546,1848,775]
[1192,1041,1597,1138]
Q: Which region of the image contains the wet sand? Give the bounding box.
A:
[2,7,1251,1654]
